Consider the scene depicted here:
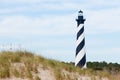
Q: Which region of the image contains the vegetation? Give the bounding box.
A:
[87,61,120,74]
[0,51,120,80]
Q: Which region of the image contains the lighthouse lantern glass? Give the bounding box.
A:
[78,12,83,16]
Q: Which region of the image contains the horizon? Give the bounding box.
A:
[0,0,120,64]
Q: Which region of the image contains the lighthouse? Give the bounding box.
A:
[75,10,86,68]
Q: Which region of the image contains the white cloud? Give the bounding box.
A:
[41,50,75,62]
[0,13,76,37]
[0,0,42,3]
[0,2,81,14]
[0,0,120,63]
[87,47,120,63]
[85,8,120,34]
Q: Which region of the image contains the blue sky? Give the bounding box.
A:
[0,0,120,63]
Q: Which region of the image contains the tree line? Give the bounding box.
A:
[87,61,120,74]
[68,61,120,74]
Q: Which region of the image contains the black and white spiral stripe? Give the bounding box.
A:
[75,23,86,68]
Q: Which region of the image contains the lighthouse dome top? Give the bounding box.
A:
[78,10,83,16]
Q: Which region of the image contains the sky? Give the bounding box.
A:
[0,0,120,63]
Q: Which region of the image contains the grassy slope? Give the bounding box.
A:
[0,51,119,80]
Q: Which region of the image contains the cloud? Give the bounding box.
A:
[0,13,76,62]
[0,0,120,63]
[41,50,75,62]
[0,13,76,37]
[0,0,42,3]
[0,2,80,15]
[87,47,120,63]
[85,8,120,35]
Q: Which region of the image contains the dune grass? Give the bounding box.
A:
[0,51,119,80]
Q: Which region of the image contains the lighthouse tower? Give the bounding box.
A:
[75,10,86,68]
